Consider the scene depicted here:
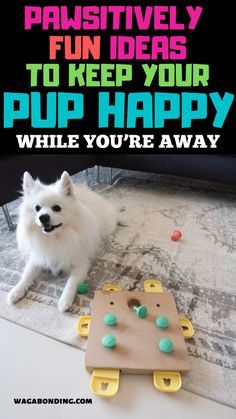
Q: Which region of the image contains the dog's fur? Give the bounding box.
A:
[7,171,119,312]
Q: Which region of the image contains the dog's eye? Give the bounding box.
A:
[35,205,41,212]
[52,205,62,212]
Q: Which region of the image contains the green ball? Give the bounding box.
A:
[101,335,116,348]
[159,338,174,353]
[156,315,169,329]
[77,283,89,294]
[134,305,148,318]
[104,313,117,326]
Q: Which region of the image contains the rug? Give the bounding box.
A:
[0,171,236,408]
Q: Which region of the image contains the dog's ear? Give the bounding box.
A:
[23,171,35,195]
[59,171,74,196]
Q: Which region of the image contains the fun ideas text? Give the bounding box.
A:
[16,133,221,150]
[2,4,235,151]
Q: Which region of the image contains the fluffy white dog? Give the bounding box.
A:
[7,171,119,312]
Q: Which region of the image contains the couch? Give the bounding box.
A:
[1,154,236,228]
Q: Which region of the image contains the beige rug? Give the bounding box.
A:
[0,172,236,408]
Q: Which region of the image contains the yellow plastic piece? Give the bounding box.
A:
[144,279,163,293]
[153,371,182,393]
[180,317,195,339]
[77,316,92,337]
[102,284,122,292]
[90,369,120,398]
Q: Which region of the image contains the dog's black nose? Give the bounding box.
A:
[39,214,50,224]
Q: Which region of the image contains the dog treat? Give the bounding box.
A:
[133,305,148,318]
[77,283,89,294]
[101,335,116,348]
[104,313,117,326]
[159,338,174,353]
[156,315,169,329]
[171,230,182,241]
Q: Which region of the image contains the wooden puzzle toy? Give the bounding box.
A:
[77,280,194,398]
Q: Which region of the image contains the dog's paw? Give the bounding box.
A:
[58,295,74,312]
[7,285,26,304]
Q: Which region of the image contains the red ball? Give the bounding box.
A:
[171,230,182,241]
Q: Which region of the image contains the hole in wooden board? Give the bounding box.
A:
[182,325,188,331]
[81,323,88,329]
[110,301,114,305]
[163,378,171,387]
[101,382,109,391]
[156,304,160,307]
[127,298,141,309]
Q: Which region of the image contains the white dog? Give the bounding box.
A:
[7,171,119,312]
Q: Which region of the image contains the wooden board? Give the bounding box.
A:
[85,291,191,374]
